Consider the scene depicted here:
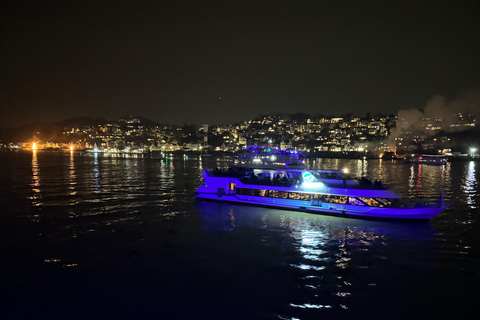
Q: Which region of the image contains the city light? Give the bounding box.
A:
[2,113,476,157]
[470,147,477,157]
[32,142,37,150]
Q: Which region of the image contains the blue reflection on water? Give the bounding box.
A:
[197,201,435,241]
[1,152,479,319]
[197,200,436,315]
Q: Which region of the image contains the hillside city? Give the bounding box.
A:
[0,112,477,157]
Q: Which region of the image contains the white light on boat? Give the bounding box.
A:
[343,168,349,173]
[302,181,324,188]
[303,172,315,181]
[270,155,276,161]
[253,158,261,163]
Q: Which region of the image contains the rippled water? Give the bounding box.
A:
[0,151,479,319]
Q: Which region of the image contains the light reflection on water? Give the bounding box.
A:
[20,152,205,227]
[93,152,100,196]
[311,158,453,204]
[0,152,479,318]
[197,158,479,317]
[197,200,438,315]
[463,161,477,209]
[68,152,78,219]
[29,151,42,225]
[29,151,42,206]
[68,151,77,197]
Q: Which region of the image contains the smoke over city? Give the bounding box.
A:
[388,87,480,150]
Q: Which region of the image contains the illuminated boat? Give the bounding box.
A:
[195,148,446,220]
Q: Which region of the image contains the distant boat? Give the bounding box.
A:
[234,145,307,169]
[405,154,448,166]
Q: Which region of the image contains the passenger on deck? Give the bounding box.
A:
[359,177,373,186]
[273,175,280,184]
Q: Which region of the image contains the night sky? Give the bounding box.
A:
[1,0,479,128]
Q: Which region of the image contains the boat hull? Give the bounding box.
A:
[195,169,445,220]
[195,192,444,220]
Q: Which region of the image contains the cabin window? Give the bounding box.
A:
[269,191,279,198]
[289,192,310,200]
[301,193,311,201]
[289,192,300,200]
[376,198,392,206]
[267,191,287,199]
[236,188,398,208]
[324,195,348,204]
[236,188,310,201]
[289,192,311,200]
[348,197,366,206]
[337,196,347,204]
[358,197,384,207]
[279,191,289,199]
[237,188,255,196]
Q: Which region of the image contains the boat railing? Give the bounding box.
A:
[238,176,294,187]
[209,168,387,190]
[209,167,248,178]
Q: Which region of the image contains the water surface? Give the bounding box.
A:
[0,151,478,319]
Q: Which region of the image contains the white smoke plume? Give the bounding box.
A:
[388,87,480,151]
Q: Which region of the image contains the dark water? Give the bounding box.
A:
[0,151,479,319]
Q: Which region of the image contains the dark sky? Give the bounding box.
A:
[1,0,479,128]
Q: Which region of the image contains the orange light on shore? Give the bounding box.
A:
[32,142,37,150]
[70,145,74,151]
